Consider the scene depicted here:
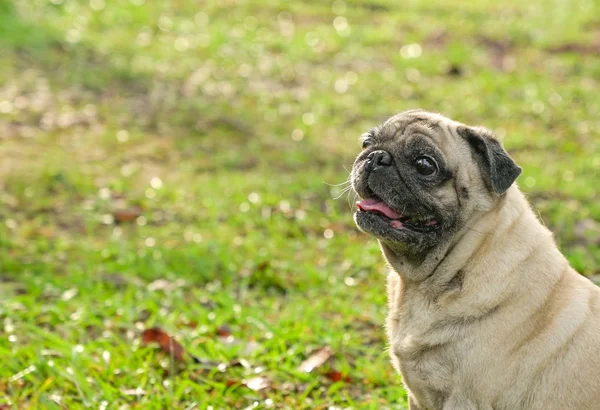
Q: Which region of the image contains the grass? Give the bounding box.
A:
[0,0,599,408]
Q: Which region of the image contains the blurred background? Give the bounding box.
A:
[0,0,598,408]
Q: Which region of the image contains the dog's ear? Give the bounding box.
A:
[458,126,522,194]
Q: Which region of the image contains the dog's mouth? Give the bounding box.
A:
[356,197,439,232]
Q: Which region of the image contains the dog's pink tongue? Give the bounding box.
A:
[356,198,402,219]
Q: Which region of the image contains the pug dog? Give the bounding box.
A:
[351,110,600,410]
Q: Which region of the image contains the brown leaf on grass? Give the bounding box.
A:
[324,370,351,383]
[298,346,334,373]
[216,325,232,337]
[113,207,142,223]
[141,328,186,362]
[216,324,237,346]
[548,43,600,55]
[478,36,515,72]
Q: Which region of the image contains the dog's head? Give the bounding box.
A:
[351,110,522,269]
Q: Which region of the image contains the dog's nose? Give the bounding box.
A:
[366,150,393,170]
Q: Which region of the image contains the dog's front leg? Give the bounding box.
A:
[442,394,480,410]
[408,396,423,410]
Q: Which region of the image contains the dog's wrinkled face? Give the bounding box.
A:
[351,110,522,265]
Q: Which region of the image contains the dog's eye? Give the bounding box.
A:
[415,156,438,176]
[362,138,372,150]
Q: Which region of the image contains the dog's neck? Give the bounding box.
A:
[383,185,564,294]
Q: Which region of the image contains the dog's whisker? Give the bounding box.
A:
[347,189,359,211]
[324,180,352,187]
[333,185,353,200]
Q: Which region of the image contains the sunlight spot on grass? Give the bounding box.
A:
[99,187,111,199]
[175,37,190,52]
[5,219,17,230]
[4,318,15,333]
[401,43,422,59]
[532,101,545,114]
[136,215,147,226]
[158,16,173,32]
[344,277,356,286]
[9,365,35,382]
[116,129,129,142]
[525,176,536,188]
[61,288,78,301]
[119,164,135,177]
[0,100,13,114]
[333,16,348,33]
[345,71,358,85]
[295,209,307,220]
[145,237,156,247]
[65,29,81,44]
[335,78,348,94]
[292,129,304,141]
[323,229,334,239]
[302,112,316,126]
[279,200,291,213]
[150,177,163,189]
[278,12,295,37]
[248,192,261,203]
[136,30,152,47]
[70,309,83,321]
[549,92,563,106]
[305,32,320,48]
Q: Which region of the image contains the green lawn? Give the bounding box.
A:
[1,0,599,408]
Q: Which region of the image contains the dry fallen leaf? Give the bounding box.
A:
[216,324,236,345]
[216,325,232,337]
[324,369,351,383]
[141,328,186,362]
[113,208,142,223]
[298,346,334,373]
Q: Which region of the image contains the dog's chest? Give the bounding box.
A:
[387,294,457,407]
